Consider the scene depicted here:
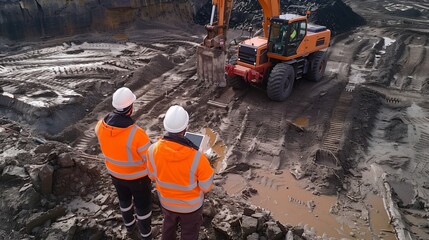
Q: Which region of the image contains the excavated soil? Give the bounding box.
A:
[1,0,429,239]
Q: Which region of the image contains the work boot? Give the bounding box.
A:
[126,224,141,240]
[139,225,161,240]
[151,225,161,239]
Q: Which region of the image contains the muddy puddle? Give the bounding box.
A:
[223,170,395,239]
[112,33,129,40]
[293,116,310,127]
[367,195,396,239]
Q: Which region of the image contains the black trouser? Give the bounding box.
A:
[161,206,203,240]
[112,175,152,239]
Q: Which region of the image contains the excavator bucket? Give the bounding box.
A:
[197,45,226,87]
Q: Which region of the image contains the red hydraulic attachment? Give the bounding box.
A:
[225,64,262,83]
[225,64,235,77]
[247,70,261,82]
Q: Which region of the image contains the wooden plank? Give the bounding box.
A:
[207,100,228,109]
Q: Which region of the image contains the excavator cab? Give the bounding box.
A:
[268,18,306,57]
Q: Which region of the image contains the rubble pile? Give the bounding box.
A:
[1,118,313,239]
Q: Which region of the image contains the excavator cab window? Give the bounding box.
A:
[285,20,306,56]
[268,21,288,55]
[268,19,307,57]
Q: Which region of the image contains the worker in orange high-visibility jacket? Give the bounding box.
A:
[95,87,153,240]
[147,105,214,240]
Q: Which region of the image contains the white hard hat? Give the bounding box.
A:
[112,87,136,111]
[163,105,189,133]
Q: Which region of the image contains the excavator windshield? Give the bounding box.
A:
[268,21,288,55]
[268,18,306,56]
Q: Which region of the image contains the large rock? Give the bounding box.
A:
[34,142,56,154]
[18,184,41,209]
[251,212,269,231]
[211,207,240,237]
[202,199,216,218]
[247,233,259,240]
[25,164,44,190]
[241,216,258,236]
[265,221,283,240]
[24,206,67,234]
[58,153,74,168]
[1,165,28,180]
[49,215,78,239]
[39,164,54,194]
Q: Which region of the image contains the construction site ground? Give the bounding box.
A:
[1,0,428,239]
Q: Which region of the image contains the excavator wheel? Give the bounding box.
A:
[306,51,327,82]
[267,63,295,101]
[226,55,248,89]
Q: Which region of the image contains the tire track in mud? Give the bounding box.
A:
[0,45,130,97]
[222,73,344,171]
[74,55,199,153]
[407,115,429,177]
[63,33,202,150]
[321,91,353,153]
[393,36,428,91]
[318,32,376,158]
[222,97,286,170]
[0,40,183,138]
[0,46,65,64]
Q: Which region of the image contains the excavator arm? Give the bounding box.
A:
[197,0,281,86]
[202,0,234,49]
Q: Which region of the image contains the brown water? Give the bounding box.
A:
[208,126,395,238]
[223,169,395,239]
[112,33,129,40]
[367,194,396,240]
[294,117,310,127]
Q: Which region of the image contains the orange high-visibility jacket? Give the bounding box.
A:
[95,120,151,180]
[147,139,214,213]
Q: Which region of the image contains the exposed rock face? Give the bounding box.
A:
[0,0,197,40]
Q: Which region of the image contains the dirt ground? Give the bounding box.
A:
[1,0,429,239]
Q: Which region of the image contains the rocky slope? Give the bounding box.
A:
[0,117,313,239]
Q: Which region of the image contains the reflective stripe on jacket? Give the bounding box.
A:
[95,119,151,180]
[147,139,214,213]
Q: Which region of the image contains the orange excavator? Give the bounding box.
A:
[197,0,331,101]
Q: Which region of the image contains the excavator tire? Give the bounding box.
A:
[306,51,327,82]
[226,55,248,89]
[267,63,295,101]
